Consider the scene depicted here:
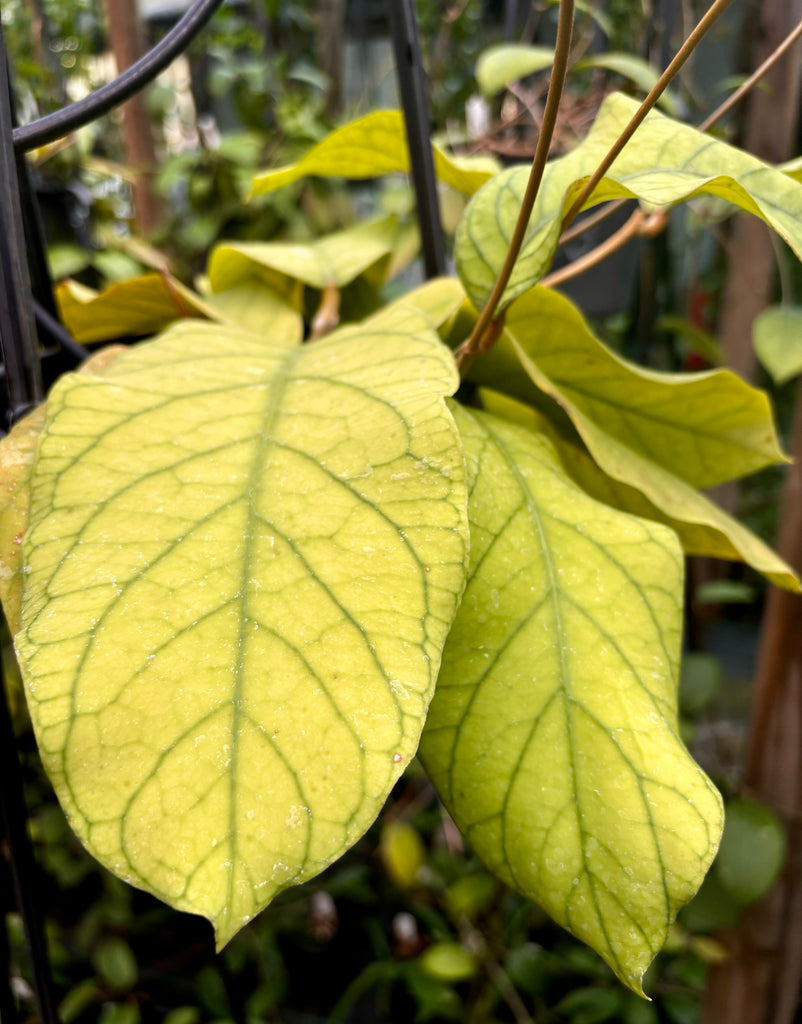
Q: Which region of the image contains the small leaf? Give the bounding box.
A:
[56,275,222,344]
[752,305,802,385]
[92,937,138,991]
[208,217,396,295]
[16,309,469,948]
[475,44,556,96]
[381,820,426,889]
[201,278,303,345]
[715,799,785,905]
[421,403,724,993]
[419,942,478,982]
[456,92,802,312]
[249,111,498,198]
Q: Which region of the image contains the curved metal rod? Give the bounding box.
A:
[13,0,224,153]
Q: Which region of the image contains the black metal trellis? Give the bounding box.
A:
[0,1,446,1018]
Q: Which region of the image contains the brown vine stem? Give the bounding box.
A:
[454,0,575,374]
[560,0,736,232]
[698,16,802,131]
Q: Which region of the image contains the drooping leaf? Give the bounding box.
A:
[0,347,126,633]
[249,111,498,198]
[752,305,802,385]
[16,310,469,948]
[475,44,556,96]
[456,91,802,312]
[420,403,723,993]
[201,278,303,345]
[56,275,222,344]
[498,287,787,489]
[475,384,798,591]
[207,217,396,297]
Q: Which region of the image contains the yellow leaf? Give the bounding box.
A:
[56,275,222,344]
[16,311,469,948]
[208,217,396,295]
[201,278,303,345]
[249,111,498,198]
[421,403,723,992]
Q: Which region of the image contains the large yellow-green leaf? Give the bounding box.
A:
[420,403,723,993]
[456,91,802,312]
[16,310,469,947]
[501,287,786,488]
[753,305,802,385]
[201,278,303,345]
[56,275,222,344]
[478,388,799,590]
[249,111,498,199]
[207,217,396,296]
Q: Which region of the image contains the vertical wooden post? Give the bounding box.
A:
[701,382,802,1024]
[103,0,163,234]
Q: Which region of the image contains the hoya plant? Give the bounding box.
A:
[2,0,800,1002]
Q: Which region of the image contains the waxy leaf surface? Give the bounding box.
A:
[16,312,469,947]
[421,404,723,992]
[478,388,798,590]
[456,92,802,311]
[208,217,395,295]
[56,275,221,344]
[249,111,498,198]
[501,287,786,488]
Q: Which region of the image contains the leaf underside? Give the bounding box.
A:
[421,404,724,993]
[15,312,469,947]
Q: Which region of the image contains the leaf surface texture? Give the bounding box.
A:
[421,404,723,992]
[16,314,469,946]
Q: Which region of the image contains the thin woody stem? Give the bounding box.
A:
[698,17,802,131]
[561,0,736,231]
[454,0,574,372]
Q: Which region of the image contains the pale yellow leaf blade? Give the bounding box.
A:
[56,274,222,344]
[207,217,396,294]
[249,111,497,198]
[421,403,723,993]
[504,287,787,488]
[16,313,469,948]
